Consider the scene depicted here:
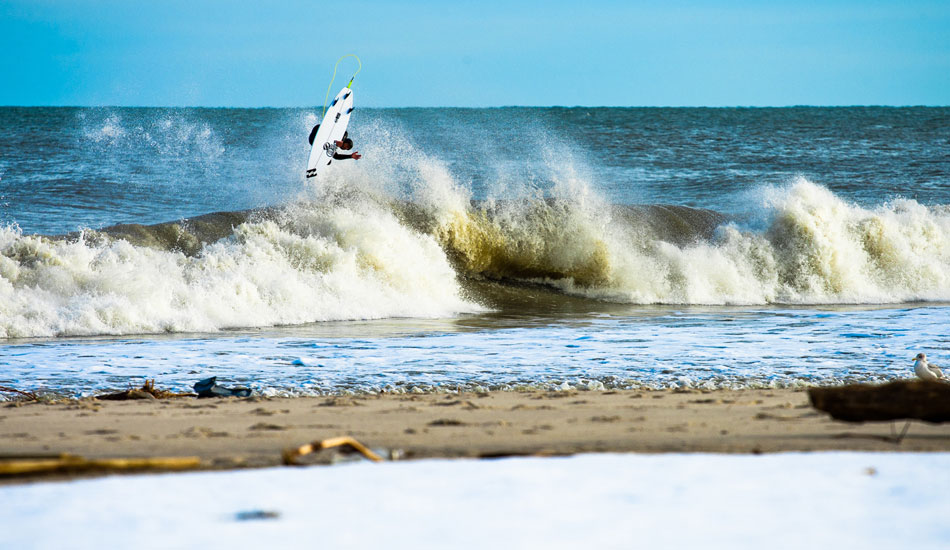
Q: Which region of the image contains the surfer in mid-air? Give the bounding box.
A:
[309,125,362,160]
[305,55,361,178]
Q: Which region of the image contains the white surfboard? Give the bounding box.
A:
[306,86,355,178]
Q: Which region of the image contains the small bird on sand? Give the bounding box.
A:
[913,353,946,382]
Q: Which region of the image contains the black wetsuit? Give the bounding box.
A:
[308,125,355,160]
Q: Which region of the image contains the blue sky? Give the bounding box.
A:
[2,0,948,107]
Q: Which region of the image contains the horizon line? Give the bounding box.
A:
[2,104,948,110]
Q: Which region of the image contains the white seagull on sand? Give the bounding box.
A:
[913,353,946,382]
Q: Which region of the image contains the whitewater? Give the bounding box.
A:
[0,106,948,395]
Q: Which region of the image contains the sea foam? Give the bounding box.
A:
[0,200,481,338]
[432,177,950,305]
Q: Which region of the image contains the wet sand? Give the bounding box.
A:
[2,388,949,482]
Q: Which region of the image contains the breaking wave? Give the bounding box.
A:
[0,199,480,338]
[433,178,950,305]
[3,114,950,337]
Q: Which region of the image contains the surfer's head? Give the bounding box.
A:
[339,138,354,150]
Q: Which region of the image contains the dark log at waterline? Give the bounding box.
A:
[809,381,950,423]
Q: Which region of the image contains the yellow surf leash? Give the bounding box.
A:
[322,54,362,117]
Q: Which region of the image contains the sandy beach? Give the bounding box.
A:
[3,387,949,482]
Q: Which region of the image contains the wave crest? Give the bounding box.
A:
[0,202,481,338]
[427,178,950,305]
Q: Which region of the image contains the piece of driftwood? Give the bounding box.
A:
[97,380,195,400]
[809,380,950,423]
[0,385,38,401]
[283,436,384,465]
[0,453,201,476]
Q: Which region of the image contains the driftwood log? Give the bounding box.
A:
[809,380,950,423]
[0,386,38,401]
[0,453,201,476]
[97,380,195,400]
[283,436,384,465]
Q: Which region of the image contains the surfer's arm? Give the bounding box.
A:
[332,151,361,160]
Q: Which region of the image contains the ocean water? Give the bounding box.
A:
[1,106,948,396]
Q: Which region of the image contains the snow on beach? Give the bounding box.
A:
[3,452,948,549]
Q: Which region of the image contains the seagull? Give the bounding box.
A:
[913,353,946,382]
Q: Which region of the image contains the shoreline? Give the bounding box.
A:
[3,387,949,484]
